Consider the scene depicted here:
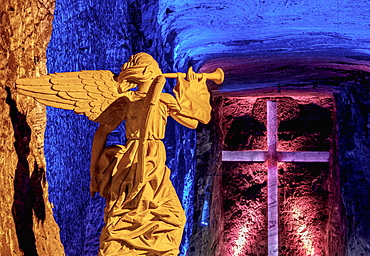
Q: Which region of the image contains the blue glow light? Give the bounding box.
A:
[201,198,210,226]
[45,0,131,255]
[46,1,196,255]
[200,183,210,227]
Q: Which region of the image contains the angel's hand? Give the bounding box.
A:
[185,66,198,82]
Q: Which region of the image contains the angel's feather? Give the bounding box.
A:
[16,70,124,122]
[17,89,75,105]
[36,99,75,110]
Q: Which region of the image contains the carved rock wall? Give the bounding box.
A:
[191,97,224,256]
[192,69,370,255]
[44,0,196,255]
[335,79,370,256]
[220,96,340,255]
[3,0,370,255]
[0,0,64,255]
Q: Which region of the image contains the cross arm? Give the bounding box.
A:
[222,150,330,163]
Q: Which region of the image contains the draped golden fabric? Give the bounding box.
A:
[173,75,212,124]
[92,81,211,255]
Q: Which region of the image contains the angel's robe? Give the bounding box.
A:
[91,78,211,256]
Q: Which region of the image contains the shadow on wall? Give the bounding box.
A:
[6,86,46,256]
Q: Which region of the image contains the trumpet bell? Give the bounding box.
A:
[206,68,224,85]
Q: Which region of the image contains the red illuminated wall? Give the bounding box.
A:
[218,94,343,255]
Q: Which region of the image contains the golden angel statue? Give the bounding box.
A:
[16,52,223,256]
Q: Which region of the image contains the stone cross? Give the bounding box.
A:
[222,100,330,255]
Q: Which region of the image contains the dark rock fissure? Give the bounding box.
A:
[6,86,45,256]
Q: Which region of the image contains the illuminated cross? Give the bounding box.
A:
[222,100,330,256]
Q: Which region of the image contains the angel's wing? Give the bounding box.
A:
[16,70,122,121]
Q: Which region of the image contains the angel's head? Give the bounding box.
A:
[117,52,162,93]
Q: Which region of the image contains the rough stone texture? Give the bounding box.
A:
[41,0,370,254]
[222,162,268,256]
[44,1,197,255]
[335,79,370,256]
[0,0,64,255]
[4,0,370,255]
[191,96,224,256]
[44,1,127,254]
[200,55,370,255]
[159,0,370,71]
[192,94,347,255]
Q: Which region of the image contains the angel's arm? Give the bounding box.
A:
[90,97,127,196]
[90,124,113,179]
[171,111,198,129]
[160,93,198,129]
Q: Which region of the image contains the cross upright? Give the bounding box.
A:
[222,100,330,256]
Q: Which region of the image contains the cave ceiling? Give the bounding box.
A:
[157,0,370,93]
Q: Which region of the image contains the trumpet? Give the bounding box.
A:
[163,68,224,85]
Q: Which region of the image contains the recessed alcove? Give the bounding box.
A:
[194,90,344,256]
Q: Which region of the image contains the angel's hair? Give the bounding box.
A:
[117,52,161,92]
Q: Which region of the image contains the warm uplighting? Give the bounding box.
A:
[222,162,268,255]
[222,95,336,255]
[231,224,250,256]
[279,194,327,256]
[292,205,316,256]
